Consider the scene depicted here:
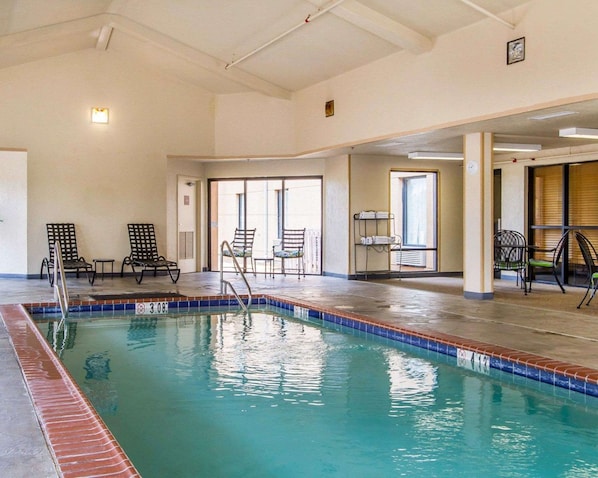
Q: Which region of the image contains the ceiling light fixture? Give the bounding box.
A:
[375,141,405,148]
[408,152,463,160]
[559,127,598,139]
[91,107,109,124]
[493,142,542,152]
[529,110,577,121]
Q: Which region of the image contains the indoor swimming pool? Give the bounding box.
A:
[35,304,598,477]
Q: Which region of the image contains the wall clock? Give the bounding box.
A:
[507,37,525,65]
[466,160,479,175]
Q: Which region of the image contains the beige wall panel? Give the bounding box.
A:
[0,49,215,274]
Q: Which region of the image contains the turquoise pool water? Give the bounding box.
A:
[37,307,598,477]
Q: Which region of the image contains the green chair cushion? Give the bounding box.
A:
[529,259,553,268]
[495,260,525,270]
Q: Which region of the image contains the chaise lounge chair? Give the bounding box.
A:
[121,223,180,284]
[40,223,95,286]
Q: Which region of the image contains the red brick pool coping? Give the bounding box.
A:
[2,294,598,476]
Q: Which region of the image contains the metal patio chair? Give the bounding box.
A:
[273,228,306,278]
[40,223,95,286]
[493,229,528,294]
[121,223,180,284]
[574,231,598,308]
[528,230,570,293]
[222,228,256,274]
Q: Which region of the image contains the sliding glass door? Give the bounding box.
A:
[209,177,322,274]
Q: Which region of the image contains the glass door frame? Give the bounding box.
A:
[207,176,323,274]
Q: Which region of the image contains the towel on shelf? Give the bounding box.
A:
[359,211,377,219]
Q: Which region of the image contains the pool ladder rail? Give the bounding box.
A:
[53,241,69,321]
[219,240,252,313]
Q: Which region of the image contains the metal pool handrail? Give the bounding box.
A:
[53,241,69,319]
[219,240,252,312]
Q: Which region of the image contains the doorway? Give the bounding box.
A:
[177,177,199,273]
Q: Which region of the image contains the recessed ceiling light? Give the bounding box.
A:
[529,110,577,120]
[559,127,598,139]
[408,152,463,160]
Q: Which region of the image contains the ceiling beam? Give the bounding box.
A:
[0,14,105,49]
[458,0,515,29]
[0,13,291,99]
[96,25,113,50]
[107,15,291,99]
[325,0,433,54]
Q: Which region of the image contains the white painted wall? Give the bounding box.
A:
[291,0,598,155]
[204,157,324,178]
[214,93,295,157]
[0,150,27,275]
[0,49,215,275]
[323,155,350,276]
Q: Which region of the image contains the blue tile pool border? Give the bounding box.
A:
[25,294,598,399]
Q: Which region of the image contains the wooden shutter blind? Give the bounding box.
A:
[533,165,562,226]
[569,162,598,226]
[532,165,563,253]
[570,161,598,262]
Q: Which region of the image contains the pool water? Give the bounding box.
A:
[38,308,598,477]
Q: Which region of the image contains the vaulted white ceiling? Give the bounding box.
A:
[3,0,598,159]
[0,0,528,98]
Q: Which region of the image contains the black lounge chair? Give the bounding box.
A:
[40,223,95,286]
[121,223,180,284]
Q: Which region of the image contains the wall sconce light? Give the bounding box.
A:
[325,100,334,117]
[91,107,109,124]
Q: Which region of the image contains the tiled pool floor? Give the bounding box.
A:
[2,272,598,476]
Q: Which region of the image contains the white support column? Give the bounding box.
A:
[463,132,494,299]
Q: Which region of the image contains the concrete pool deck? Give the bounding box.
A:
[2,272,598,476]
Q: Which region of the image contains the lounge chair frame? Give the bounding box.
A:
[40,223,95,286]
[121,223,180,284]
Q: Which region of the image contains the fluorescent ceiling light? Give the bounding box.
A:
[559,127,598,139]
[408,152,463,160]
[529,110,577,120]
[375,141,404,148]
[493,142,542,152]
